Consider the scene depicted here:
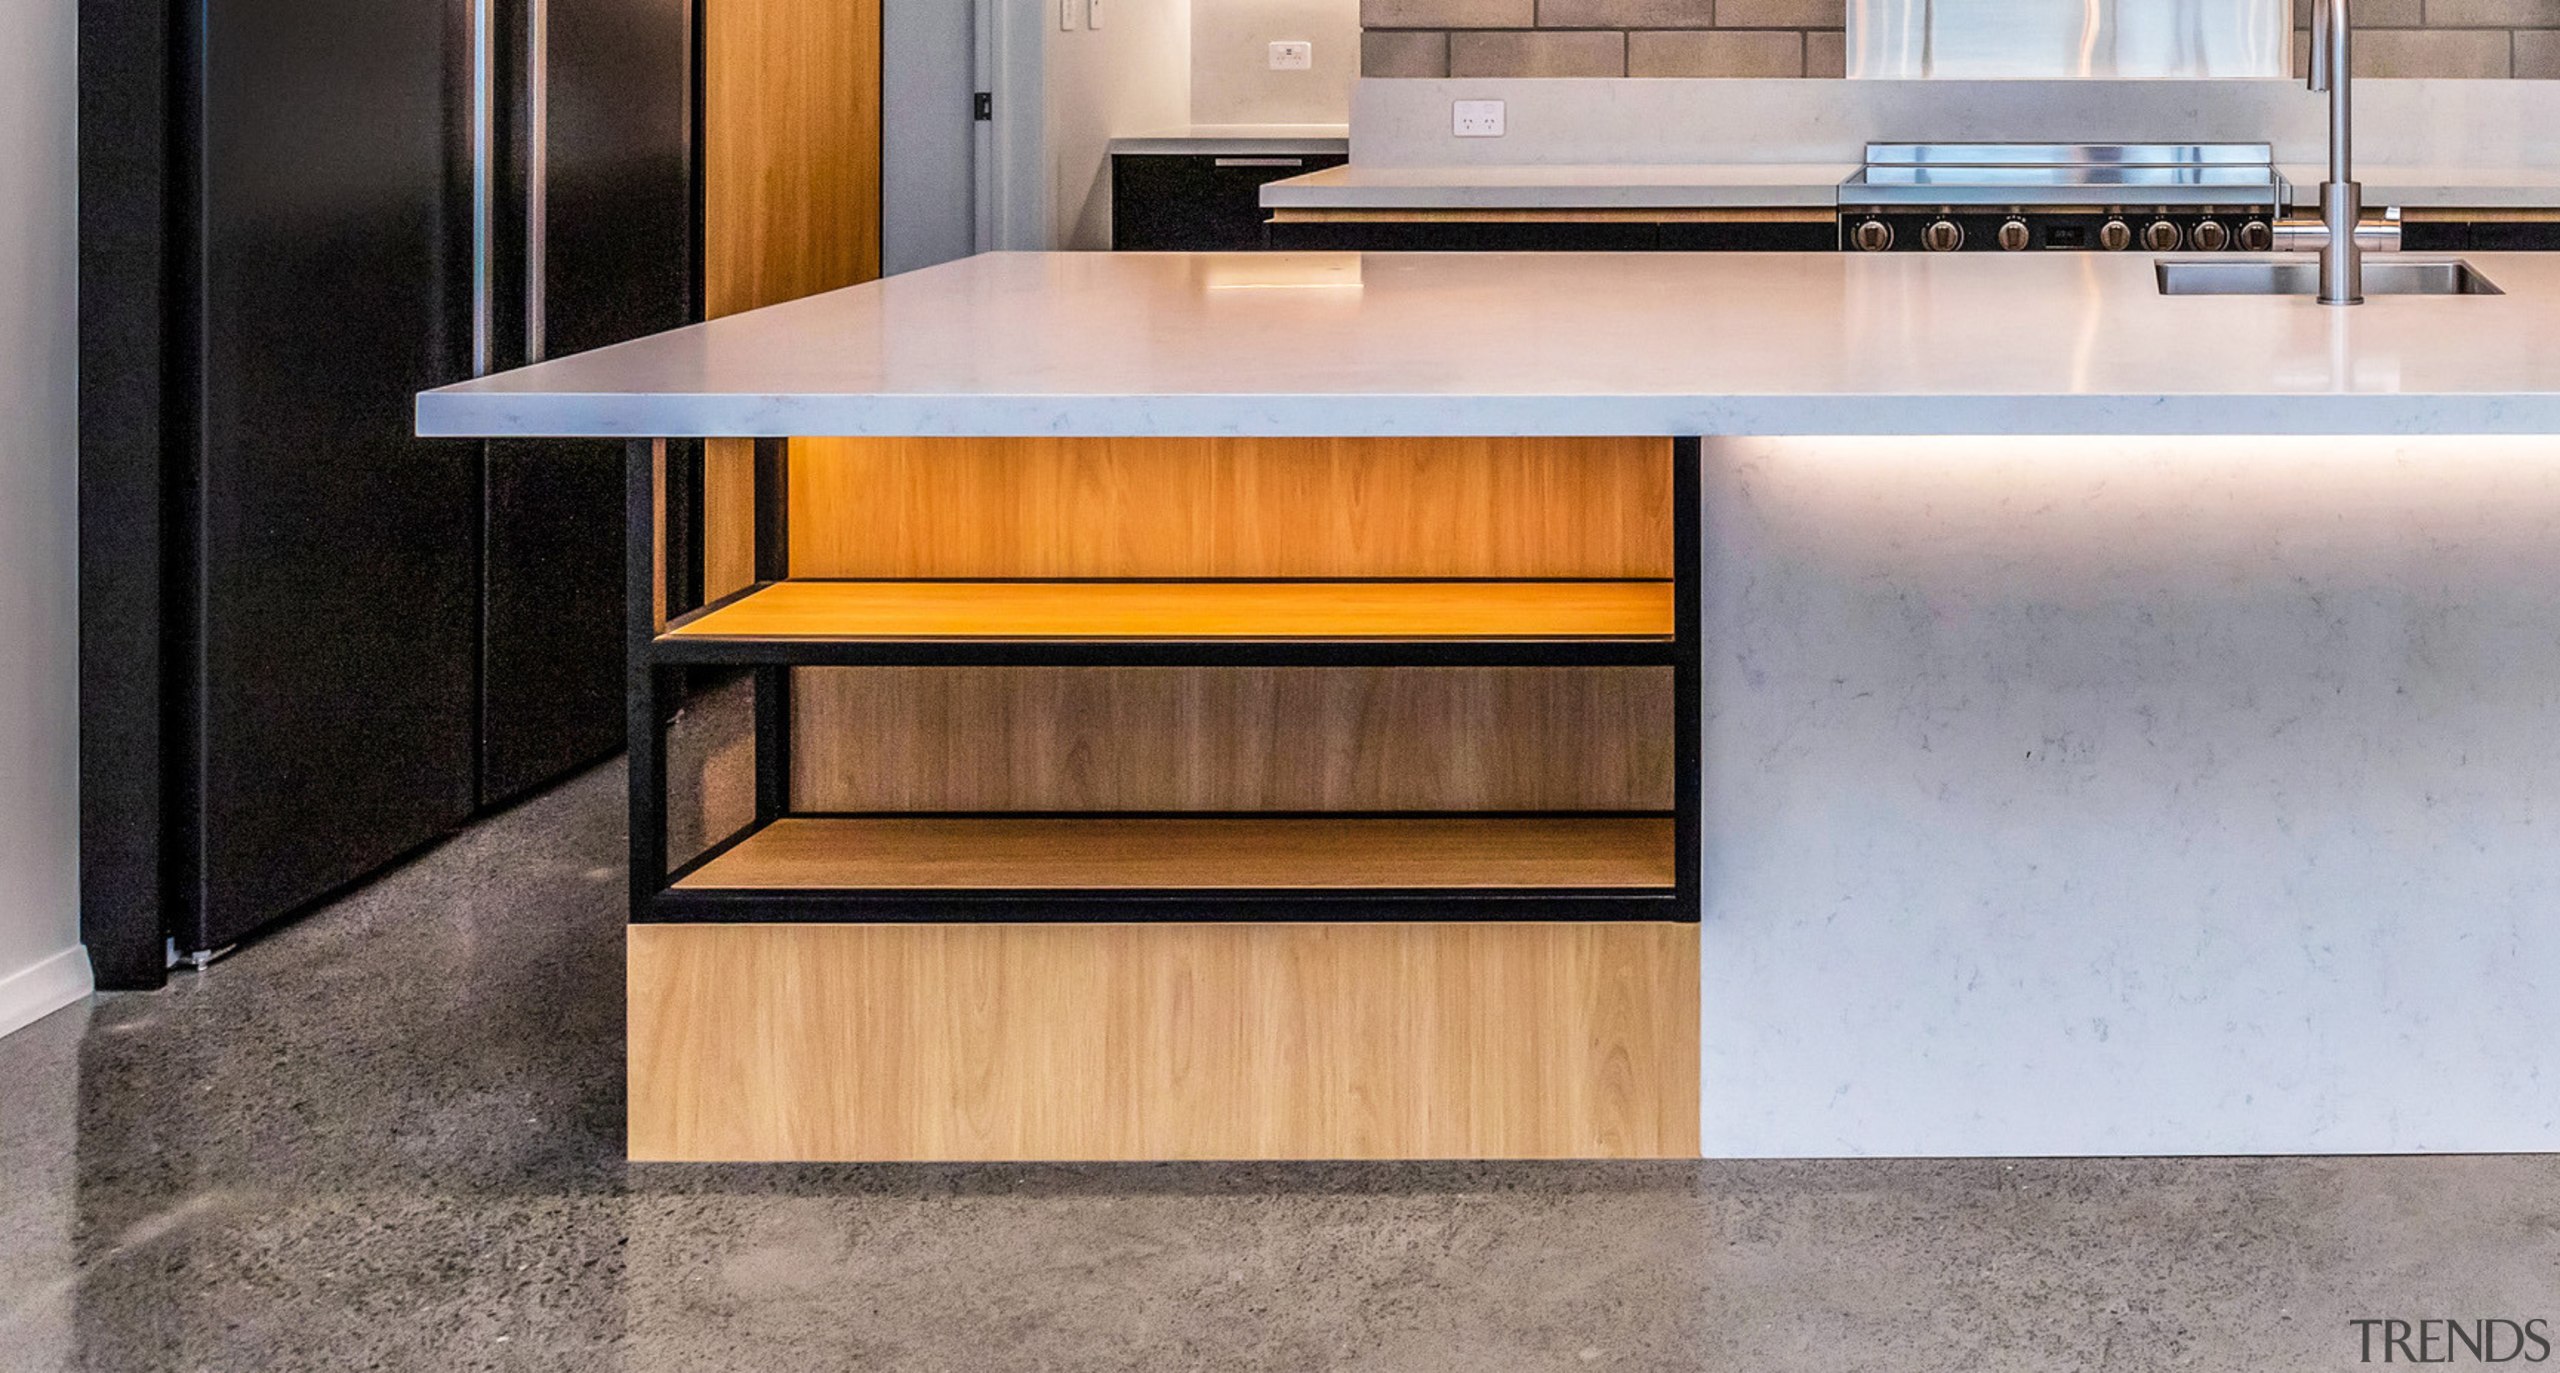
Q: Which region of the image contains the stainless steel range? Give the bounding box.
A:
[1837,143,2288,253]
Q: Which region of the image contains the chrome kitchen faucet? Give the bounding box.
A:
[2306,0,2363,304]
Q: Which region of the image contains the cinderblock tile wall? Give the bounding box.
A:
[1359,0,2560,76]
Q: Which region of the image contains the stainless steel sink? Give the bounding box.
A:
[2156,257,2502,296]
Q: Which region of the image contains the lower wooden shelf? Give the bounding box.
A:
[672,814,1677,893]
[662,579,1674,650]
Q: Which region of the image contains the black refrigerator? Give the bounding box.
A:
[79,0,694,985]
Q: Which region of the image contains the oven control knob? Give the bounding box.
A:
[2238,219,2274,251]
[1921,218,1964,252]
[2100,218,2134,251]
[1997,218,2032,251]
[2191,219,2230,252]
[1852,218,1894,252]
[2142,219,2183,251]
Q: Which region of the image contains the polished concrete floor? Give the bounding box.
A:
[4,762,2558,1371]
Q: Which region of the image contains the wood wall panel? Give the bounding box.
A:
[702,0,880,317]
[790,665,1674,812]
[700,0,878,603]
[702,439,757,602]
[628,922,1701,1161]
[672,816,1677,890]
[787,436,1675,579]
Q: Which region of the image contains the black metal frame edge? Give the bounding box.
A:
[1672,437,1704,921]
[749,436,793,820]
[752,436,789,582]
[665,439,705,620]
[626,439,669,922]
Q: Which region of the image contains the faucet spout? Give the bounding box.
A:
[2308,0,2362,303]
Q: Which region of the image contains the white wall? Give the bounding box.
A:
[1042,0,1191,248]
[0,0,91,1039]
[882,0,982,275]
[1190,0,1357,126]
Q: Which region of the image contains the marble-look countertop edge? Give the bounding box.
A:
[416,392,2560,440]
[1110,127,1351,156]
[411,252,2560,442]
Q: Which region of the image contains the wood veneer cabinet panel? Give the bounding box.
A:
[789,665,1674,812]
[702,440,757,602]
[667,579,1673,641]
[702,0,879,316]
[787,437,1675,578]
[672,815,1677,890]
[626,921,1700,1160]
[698,0,880,601]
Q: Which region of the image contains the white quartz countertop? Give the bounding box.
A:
[1265,161,2560,212]
[1109,125,1349,155]
[416,249,2560,439]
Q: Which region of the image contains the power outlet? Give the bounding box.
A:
[1451,99,1505,138]
[1057,0,1076,30]
[1087,0,1103,28]
[1268,40,1313,70]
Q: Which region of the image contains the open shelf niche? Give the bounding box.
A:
[627,435,1701,922]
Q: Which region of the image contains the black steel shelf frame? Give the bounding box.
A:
[623,435,1707,925]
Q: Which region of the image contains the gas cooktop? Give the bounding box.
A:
[1837,143,2289,253]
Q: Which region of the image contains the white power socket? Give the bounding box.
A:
[1451,99,1505,137]
[1087,0,1103,28]
[1268,40,1312,70]
[1057,0,1076,30]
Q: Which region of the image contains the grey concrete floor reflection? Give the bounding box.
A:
[4,761,2559,1372]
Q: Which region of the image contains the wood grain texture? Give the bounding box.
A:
[699,0,878,602]
[672,816,1677,890]
[702,439,757,602]
[702,0,880,317]
[667,579,1674,641]
[789,665,1673,812]
[627,921,1701,1160]
[787,437,1674,579]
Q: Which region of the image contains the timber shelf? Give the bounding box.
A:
[624,436,1706,927]
[651,814,1682,922]
[653,578,1677,666]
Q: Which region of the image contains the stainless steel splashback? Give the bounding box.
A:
[1846,0,2291,78]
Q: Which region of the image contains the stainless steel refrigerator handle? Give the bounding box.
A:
[470,0,494,376]
[525,0,549,362]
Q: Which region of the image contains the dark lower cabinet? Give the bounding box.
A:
[1111,151,1348,251]
[2400,220,2560,252]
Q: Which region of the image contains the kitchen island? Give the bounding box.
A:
[421,250,2560,1161]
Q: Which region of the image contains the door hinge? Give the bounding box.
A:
[974,91,993,121]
